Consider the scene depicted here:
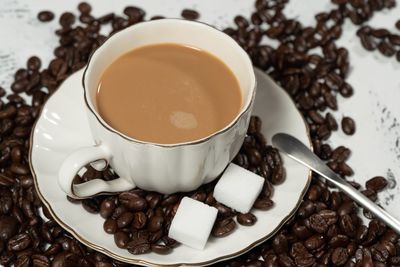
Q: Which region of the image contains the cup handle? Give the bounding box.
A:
[58,144,135,199]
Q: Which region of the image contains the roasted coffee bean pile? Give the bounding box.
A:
[71,115,282,255]
[330,0,396,25]
[221,176,398,267]
[0,0,399,266]
[357,24,400,61]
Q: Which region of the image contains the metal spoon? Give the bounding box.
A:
[272,132,400,234]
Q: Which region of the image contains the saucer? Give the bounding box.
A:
[30,68,311,266]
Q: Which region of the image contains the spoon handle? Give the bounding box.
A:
[272,133,400,234]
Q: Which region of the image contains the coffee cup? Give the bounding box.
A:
[58,19,256,198]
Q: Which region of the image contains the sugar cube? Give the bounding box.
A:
[168,197,218,250]
[214,163,264,213]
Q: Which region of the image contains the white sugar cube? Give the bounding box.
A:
[168,197,218,250]
[214,163,264,213]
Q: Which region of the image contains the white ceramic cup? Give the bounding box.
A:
[58,19,256,198]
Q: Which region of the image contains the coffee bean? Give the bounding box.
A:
[0,174,14,187]
[49,58,68,78]
[366,176,388,192]
[27,56,41,71]
[22,199,37,225]
[103,218,117,234]
[123,6,145,23]
[204,192,216,206]
[15,255,31,266]
[79,14,94,24]
[382,240,396,256]
[82,199,99,214]
[307,185,322,201]
[246,148,262,166]
[146,193,162,209]
[117,212,133,228]
[100,198,116,219]
[299,201,316,220]
[98,13,115,24]
[127,241,152,255]
[0,216,18,240]
[234,153,249,168]
[361,189,377,202]
[271,164,284,184]
[391,257,400,265]
[260,180,273,199]
[325,112,338,131]
[253,198,274,210]
[7,233,31,251]
[181,9,200,20]
[341,117,356,135]
[235,15,250,28]
[332,247,348,265]
[323,91,338,110]
[291,223,313,240]
[330,234,350,248]
[38,11,54,22]
[11,79,29,93]
[112,206,127,219]
[319,209,338,225]
[237,213,257,226]
[308,110,325,124]
[338,162,354,176]
[271,234,288,254]
[147,215,163,232]
[317,124,331,140]
[309,214,328,233]
[132,212,147,229]
[214,202,234,217]
[360,33,377,51]
[331,146,351,162]
[10,146,22,163]
[52,251,80,267]
[305,234,325,251]
[126,231,150,254]
[31,254,50,267]
[388,34,400,46]
[337,201,356,216]
[340,214,356,237]
[161,194,180,206]
[150,15,165,20]
[277,253,295,267]
[119,192,147,211]
[381,228,398,243]
[251,12,262,25]
[290,241,310,259]
[377,41,396,57]
[371,28,390,38]
[78,2,92,14]
[318,143,332,160]
[212,218,236,237]
[326,72,343,90]
[151,244,171,254]
[59,12,76,27]
[114,231,129,249]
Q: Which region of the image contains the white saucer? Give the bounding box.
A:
[30,68,311,266]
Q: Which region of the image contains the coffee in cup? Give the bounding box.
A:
[96,43,242,144]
